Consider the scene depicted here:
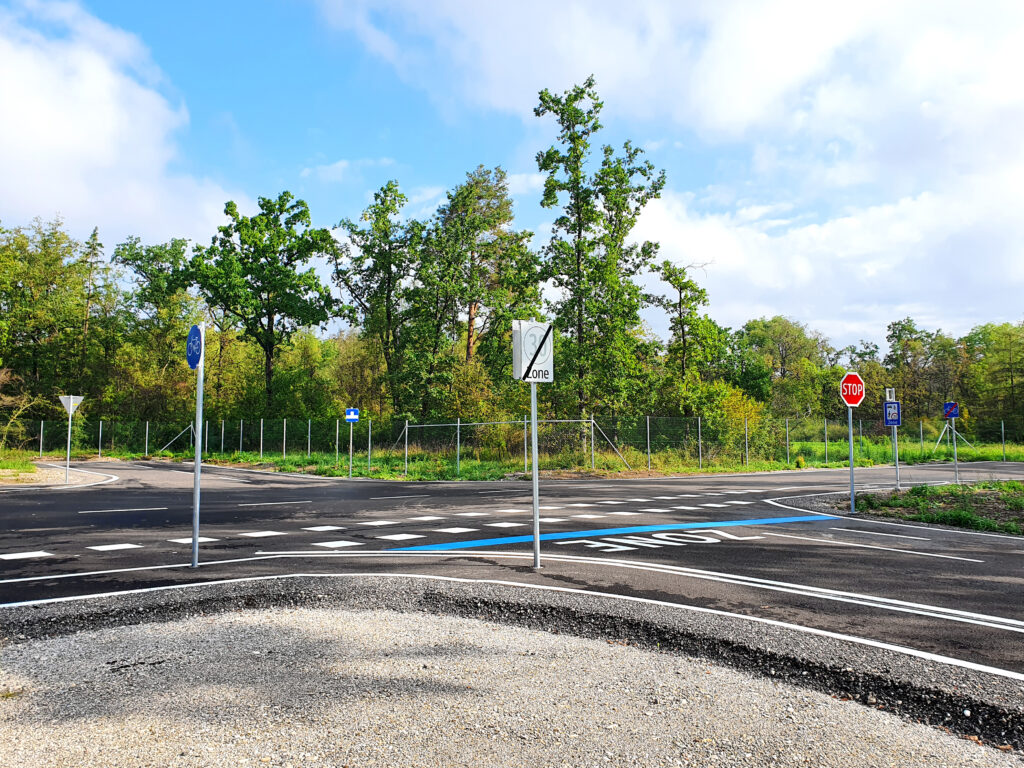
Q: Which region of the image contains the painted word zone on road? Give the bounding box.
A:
[556,528,764,553]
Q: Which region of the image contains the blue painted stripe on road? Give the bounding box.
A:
[391,515,836,552]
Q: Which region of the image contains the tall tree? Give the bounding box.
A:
[535,76,665,416]
[648,260,709,382]
[334,181,421,416]
[191,192,339,413]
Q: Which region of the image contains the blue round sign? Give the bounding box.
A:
[186,325,203,369]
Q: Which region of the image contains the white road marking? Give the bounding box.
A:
[596,501,626,505]
[408,516,445,521]
[497,508,526,513]
[653,496,676,500]
[434,527,478,534]
[639,508,672,513]
[167,537,218,544]
[371,494,430,499]
[701,503,729,508]
[539,517,566,523]
[237,500,311,507]
[626,498,652,502]
[763,532,983,563]
[673,506,701,511]
[360,520,399,526]
[377,533,425,541]
[487,522,526,528]
[538,506,563,510]
[725,501,755,505]
[571,514,604,519]
[79,506,168,514]
[477,490,522,495]
[0,551,52,560]
[830,528,930,541]
[4,568,1022,682]
[608,511,641,516]
[675,494,701,498]
[87,543,143,551]
[302,525,345,532]
[238,531,287,538]
[455,512,489,517]
[312,540,364,548]
[566,503,595,507]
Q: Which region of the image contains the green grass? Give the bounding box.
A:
[856,480,1024,535]
[0,453,36,473]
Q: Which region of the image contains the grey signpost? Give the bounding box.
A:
[186,324,205,569]
[58,395,83,485]
[345,408,359,478]
[840,372,865,512]
[513,320,554,570]
[884,388,901,490]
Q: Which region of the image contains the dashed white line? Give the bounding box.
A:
[0,551,52,560]
[702,503,729,508]
[497,508,527,513]
[312,540,364,548]
[487,522,527,528]
[408,516,445,521]
[639,508,672,513]
[571,514,604,519]
[302,525,345,532]
[830,528,930,541]
[434,527,478,534]
[237,500,311,507]
[167,537,219,544]
[87,543,143,551]
[672,506,701,511]
[539,517,566,523]
[360,520,399,526]
[763,532,983,563]
[377,533,425,541]
[455,512,489,517]
[370,494,430,500]
[608,511,642,516]
[78,507,168,514]
[596,501,626,505]
[238,531,287,538]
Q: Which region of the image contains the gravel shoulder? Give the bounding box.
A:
[1,576,1023,766]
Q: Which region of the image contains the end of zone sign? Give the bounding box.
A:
[840,372,865,407]
[512,321,554,383]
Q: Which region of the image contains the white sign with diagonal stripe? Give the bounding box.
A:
[512,320,554,383]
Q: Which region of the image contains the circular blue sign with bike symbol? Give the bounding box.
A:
[186,325,203,369]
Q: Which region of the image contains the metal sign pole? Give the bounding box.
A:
[190,323,205,569]
[847,406,855,512]
[893,424,900,490]
[744,417,749,466]
[368,419,372,472]
[283,418,287,458]
[145,421,149,457]
[698,416,703,470]
[39,421,43,458]
[531,381,541,570]
[307,419,311,458]
[259,419,263,460]
[646,415,651,471]
[952,416,959,484]
[335,419,339,466]
[523,416,528,473]
[456,416,461,476]
[349,422,354,477]
[98,420,103,458]
[590,416,595,470]
[785,417,789,465]
[404,420,409,475]
[65,411,72,484]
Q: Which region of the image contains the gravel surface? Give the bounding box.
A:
[1,606,1020,768]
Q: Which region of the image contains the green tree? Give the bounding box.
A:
[191,192,339,413]
[535,76,665,416]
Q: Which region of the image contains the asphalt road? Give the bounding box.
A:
[2,459,1023,677]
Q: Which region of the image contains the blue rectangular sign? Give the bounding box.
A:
[345,408,359,423]
[883,401,901,427]
[943,401,959,419]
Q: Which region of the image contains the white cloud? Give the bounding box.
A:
[506,172,545,197]
[300,156,395,184]
[0,0,245,245]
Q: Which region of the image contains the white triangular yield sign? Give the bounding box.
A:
[59,395,83,415]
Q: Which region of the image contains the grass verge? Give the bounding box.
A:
[855,481,1024,535]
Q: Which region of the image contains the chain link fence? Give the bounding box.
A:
[7,413,1024,475]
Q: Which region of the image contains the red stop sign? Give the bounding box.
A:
[840,372,866,407]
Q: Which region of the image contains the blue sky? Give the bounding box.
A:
[2,0,1023,350]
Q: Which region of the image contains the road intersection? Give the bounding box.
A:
[2,460,1023,678]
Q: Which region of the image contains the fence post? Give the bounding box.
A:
[98,420,103,458]
[824,418,828,464]
[1002,420,1006,461]
[456,417,461,477]
[240,419,244,453]
[785,418,790,464]
[220,420,224,454]
[404,419,409,475]
[368,419,372,473]
[283,418,286,457]
[646,415,651,471]
[335,419,340,466]
[260,419,264,460]
[698,416,703,470]
[590,416,596,470]
[307,419,311,458]
[744,417,749,466]
[145,421,149,457]
[39,421,44,457]
[919,420,923,455]
[859,419,863,456]
[524,416,528,473]
[204,420,209,457]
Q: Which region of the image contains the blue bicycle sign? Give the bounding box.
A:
[186,325,203,369]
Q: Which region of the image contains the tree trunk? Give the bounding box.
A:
[465,300,478,362]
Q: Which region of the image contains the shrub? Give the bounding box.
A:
[794,455,806,468]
